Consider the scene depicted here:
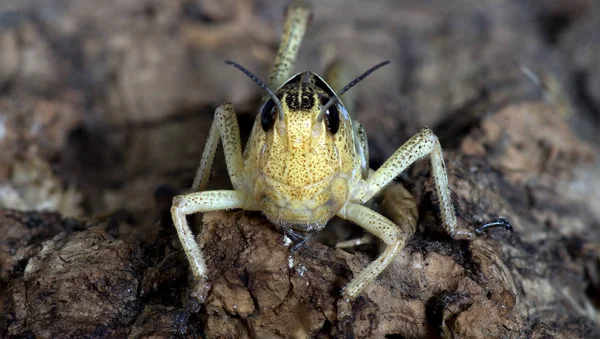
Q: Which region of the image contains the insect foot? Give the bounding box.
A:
[190,278,212,305]
[446,217,513,240]
[475,217,513,237]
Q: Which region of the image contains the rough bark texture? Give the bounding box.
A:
[1,0,600,338]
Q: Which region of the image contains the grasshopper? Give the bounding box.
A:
[171,2,511,309]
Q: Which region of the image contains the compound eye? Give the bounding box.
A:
[325,103,340,135]
[260,99,277,131]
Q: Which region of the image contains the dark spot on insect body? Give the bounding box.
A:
[300,95,314,110]
[326,104,340,134]
[261,99,276,131]
[285,93,300,110]
[319,95,340,134]
[302,85,315,94]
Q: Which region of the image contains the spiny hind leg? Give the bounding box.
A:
[192,103,244,192]
[268,2,311,89]
[171,190,249,302]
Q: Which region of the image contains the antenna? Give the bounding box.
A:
[318,60,390,121]
[339,60,390,96]
[225,60,285,120]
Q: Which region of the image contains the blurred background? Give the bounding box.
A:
[0,0,598,225]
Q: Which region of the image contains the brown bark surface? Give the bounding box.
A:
[1,1,600,338]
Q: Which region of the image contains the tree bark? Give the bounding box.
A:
[1,1,600,338]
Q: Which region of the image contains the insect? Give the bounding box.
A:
[171,2,512,307]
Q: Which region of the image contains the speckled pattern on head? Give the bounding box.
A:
[243,71,360,230]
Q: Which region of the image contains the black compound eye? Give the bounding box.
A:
[260,99,277,131]
[325,103,340,135]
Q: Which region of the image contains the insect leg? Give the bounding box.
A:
[336,182,417,249]
[171,190,250,301]
[337,203,412,299]
[353,128,474,238]
[268,2,311,89]
[191,103,244,192]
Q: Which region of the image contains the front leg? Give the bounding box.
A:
[178,103,253,302]
[336,202,414,333]
[337,203,411,298]
[171,190,249,302]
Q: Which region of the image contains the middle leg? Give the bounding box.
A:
[335,182,418,249]
[353,128,472,238]
[354,128,512,239]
